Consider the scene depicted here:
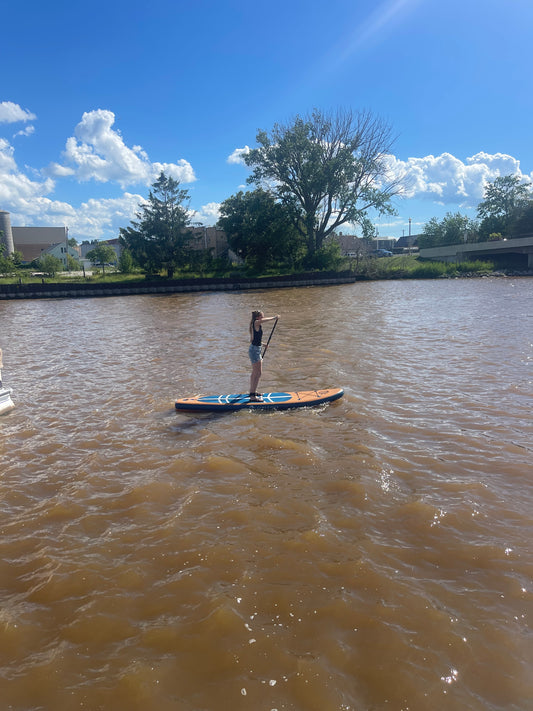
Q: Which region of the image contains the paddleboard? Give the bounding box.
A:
[175,388,344,412]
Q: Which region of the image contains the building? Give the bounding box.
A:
[39,242,81,268]
[373,237,397,252]
[395,234,420,252]
[334,233,363,256]
[12,226,70,263]
[332,233,398,256]
[80,238,122,262]
[188,226,229,258]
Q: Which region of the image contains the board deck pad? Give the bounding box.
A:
[175,388,344,412]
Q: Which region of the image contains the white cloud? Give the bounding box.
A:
[14,125,36,138]
[69,193,143,239]
[387,151,532,206]
[0,137,55,208]
[0,109,200,241]
[53,109,196,188]
[227,146,250,165]
[8,191,142,241]
[48,162,75,177]
[150,160,196,184]
[0,133,141,240]
[192,201,221,225]
[0,101,37,124]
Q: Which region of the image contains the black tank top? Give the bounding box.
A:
[251,324,262,346]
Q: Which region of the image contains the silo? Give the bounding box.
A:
[0,211,15,256]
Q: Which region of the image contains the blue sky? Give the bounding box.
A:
[1,0,533,242]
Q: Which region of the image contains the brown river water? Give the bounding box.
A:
[0,278,532,711]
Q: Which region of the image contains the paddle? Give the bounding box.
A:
[262,317,279,359]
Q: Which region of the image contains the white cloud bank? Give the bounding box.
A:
[0,132,142,238]
[0,105,198,239]
[230,146,532,207]
[49,109,196,188]
[387,151,531,205]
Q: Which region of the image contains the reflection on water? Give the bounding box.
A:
[0,278,532,710]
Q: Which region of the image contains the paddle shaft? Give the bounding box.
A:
[262,317,279,359]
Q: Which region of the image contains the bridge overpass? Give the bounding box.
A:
[419,235,533,269]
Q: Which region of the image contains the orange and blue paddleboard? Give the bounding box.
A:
[175,388,344,412]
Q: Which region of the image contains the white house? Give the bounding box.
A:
[40,242,81,267]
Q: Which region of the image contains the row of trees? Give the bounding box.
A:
[419,176,533,249]
[120,108,401,274]
[7,107,530,277]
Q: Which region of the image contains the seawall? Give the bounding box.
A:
[0,272,357,300]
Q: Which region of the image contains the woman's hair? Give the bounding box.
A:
[249,310,263,340]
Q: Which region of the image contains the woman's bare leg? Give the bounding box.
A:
[250,360,262,394]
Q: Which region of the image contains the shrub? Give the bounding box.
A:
[455,260,494,273]
[410,262,449,278]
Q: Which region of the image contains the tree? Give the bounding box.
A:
[244,108,401,259]
[86,242,117,275]
[118,247,135,273]
[0,243,24,273]
[120,172,192,277]
[66,253,82,271]
[477,175,532,239]
[0,243,11,274]
[418,212,476,249]
[39,254,63,277]
[508,200,533,236]
[218,189,305,270]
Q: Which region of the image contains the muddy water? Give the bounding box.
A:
[0,278,531,710]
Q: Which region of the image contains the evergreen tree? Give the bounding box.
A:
[120,172,192,277]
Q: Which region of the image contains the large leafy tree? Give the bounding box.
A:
[477,175,532,239]
[120,172,192,277]
[244,108,401,258]
[419,212,476,249]
[218,189,305,270]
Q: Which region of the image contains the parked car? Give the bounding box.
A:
[373,249,393,257]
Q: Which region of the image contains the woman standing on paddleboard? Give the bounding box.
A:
[249,310,279,402]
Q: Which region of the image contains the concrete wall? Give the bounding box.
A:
[0,272,358,300]
[419,235,533,267]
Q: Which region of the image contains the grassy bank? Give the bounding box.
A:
[0,255,522,288]
[357,254,497,279]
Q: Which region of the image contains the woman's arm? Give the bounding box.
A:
[256,314,279,325]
